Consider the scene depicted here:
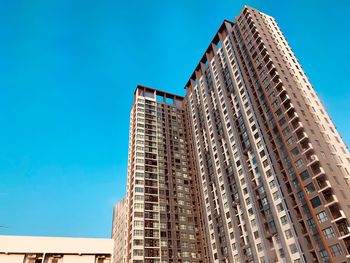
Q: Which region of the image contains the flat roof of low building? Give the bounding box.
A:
[0,235,113,255]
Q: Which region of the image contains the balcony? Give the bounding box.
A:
[145,195,158,202]
[284,103,295,115]
[273,78,283,90]
[337,220,350,239]
[145,187,158,195]
[312,166,326,179]
[144,239,160,248]
[276,85,287,97]
[280,93,290,104]
[323,189,338,207]
[252,31,261,40]
[144,248,160,258]
[300,141,313,155]
[271,73,280,84]
[144,211,159,220]
[145,160,157,166]
[144,221,159,229]
[330,205,346,223]
[297,131,308,144]
[265,57,273,68]
[290,195,298,207]
[267,64,276,76]
[292,120,304,133]
[257,41,265,51]
[306,154,319,167]
[288,111,299,123]
[317,177,331,192]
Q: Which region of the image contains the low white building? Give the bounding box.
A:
[0,235,113,263]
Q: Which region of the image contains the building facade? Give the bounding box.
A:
[0,235,113,263]
[124,86,207,263]
[118,6,350,263]
[112,198,127,263]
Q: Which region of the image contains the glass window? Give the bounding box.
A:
[295,159,304,168]
[273,191,280,200]
[305,183,315,194]
[289,243,298,254]
[291,147,300,156]
[310,196,321,208]
[285,229,292,239]
[280,215,288,225]
[319,249,329,262]
[269,180,276,188]
[330,244,342,257]
[316,211,328,223]
[300,170,310,180]
[323,227,335,239]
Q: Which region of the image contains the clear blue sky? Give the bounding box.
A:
[0,0,349,238]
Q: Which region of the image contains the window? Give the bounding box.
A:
[291,147,300,156]
[133,249,144,256]
[330,244,342,257]
[277,203,284,212]
[323,227,335,239]
[316,211,328,223]
[135,187,144,193]
[273,191,280,200]
[289,243,298,254]
[286,136,295,146]
[310,196,321,208]
[279,248,285,258]
[251,219,256,226]
[257,243,263,252]
[285,229,292,239]
[279,117,286,126]
[295,159,304,168]
[305,183,315,194]
[134,221,144,227]
[319,249,329,262]
[134,230,144,236]
[282,127,290,136]
[263,160,269,167]
[269,180,276,188]
[300,170,310,180]
[280,215,287,225]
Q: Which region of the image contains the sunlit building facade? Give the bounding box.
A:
[118,6,350,263]
[112,198,127,263]
[124,86,207,263]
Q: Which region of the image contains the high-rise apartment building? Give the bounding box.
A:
[116,6,350,263]
[124,86,207,263]
[112,198,127,263]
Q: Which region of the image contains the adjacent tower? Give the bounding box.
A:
[124,86,207,263]
[112,198,127,263]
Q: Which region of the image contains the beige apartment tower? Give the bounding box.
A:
[116,6,350,263]
[112,198,127,263]
[124,86,207,263]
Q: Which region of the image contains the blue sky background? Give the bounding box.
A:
[0,0,349,238]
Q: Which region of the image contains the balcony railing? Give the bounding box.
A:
[312,166,325,179]
[297,131,308,144]
[324,192,338,207]
[330,206,346,223]
[307,154,319,167]
[337,220,350,239]
[301,142,313,155]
